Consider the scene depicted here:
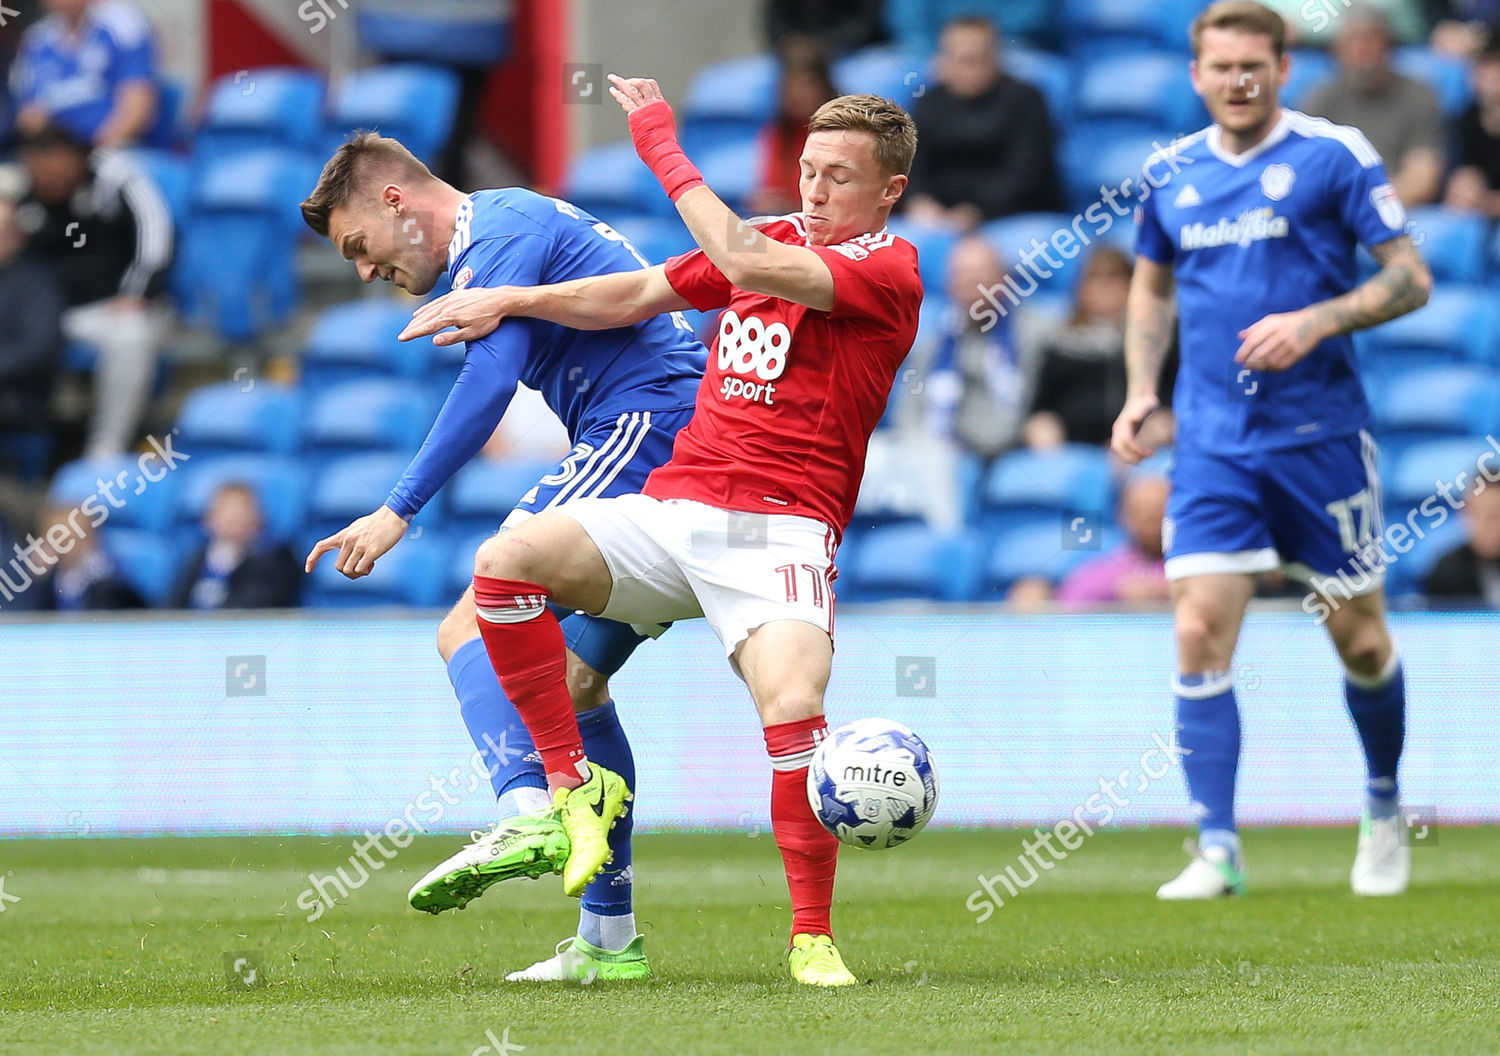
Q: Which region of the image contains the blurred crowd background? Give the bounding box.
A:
[2,0,1499,614]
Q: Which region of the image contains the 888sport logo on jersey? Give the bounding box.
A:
[717,310,788,406]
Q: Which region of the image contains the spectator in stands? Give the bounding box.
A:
[1022,246,1175,452]
[885,0,1056,52]
[763,0,888,55]
[1054,473,1172,605]
[1444,37,1500,216]
[920,236,1033,461]
[3,502,143,610]
[17,122,171,458]
[0,185,65,463]
[169,482,300,610]
[749,36,840,217]
[903,15,1060,230]
[1425,0,1500,57]
[11,0,158,148]
[1423,477,1500,605]
[1302,5,1445,206]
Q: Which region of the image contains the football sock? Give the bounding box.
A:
[765,716,839,941]
[577,700,636,947]
[472,575,589,792]
[1173,670,1241,843]
[446,637,548,809]
[1343,650,1405,821]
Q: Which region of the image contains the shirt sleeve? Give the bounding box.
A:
[805,240,920,323]
[10,37,36,106]
[384,232,547,518]
[1330,137,1407,251]
[111,23,156,85]
[664,248,734,311]
[1134,174,1174,264]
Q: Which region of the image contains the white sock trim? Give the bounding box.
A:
[1172,668,1234,699]
[769,747,817,771]
[1346,647,1400,690]
[476,597,547,624]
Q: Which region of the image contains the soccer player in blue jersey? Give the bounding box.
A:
[299,133,706,979]
[1111,1,1432,899]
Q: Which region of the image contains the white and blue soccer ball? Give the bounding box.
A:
[807,718,939,850]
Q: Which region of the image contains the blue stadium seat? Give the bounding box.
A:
[176,149,323,340]
[697,139,760,215]
[326,64,461,165]
[884,218,958,293]
[1061,0,1202,57]
[984,518,1119,593]
[175,381,303,458]
[103,528,182,606]
[1007,47,1073,125]
[173,455,310,543]
[305,452,436,542]
[564,141,665,220]
[446,531,492,598]
[123,148,191,230]
[979,212,1088,292]
[1282,48,1335,109]
[47,455,179,533]
[1073,52,1205,141]
[1062,129,1182,214]
[831,46,928,108]
[838,523,985,602]
[305,536,446,608]
[1399,207,1488,285]
[981,444,1114,514]
[608,214,697,266]
[301,300,438,392]
[1368,365,1500,441]
[302,380,436,455]
[1394,46,1472,118]
[1357,286,1500,365]
[197,67,326,160]
[681,54,778,155]
[144,76,186,149]
[1387,437,1492,506]
[447,456,560,535]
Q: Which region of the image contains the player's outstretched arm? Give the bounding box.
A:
[608,74,836,312]
[400,266,689,344]
[1111,255,1176,465]
[1235,236,1431,372]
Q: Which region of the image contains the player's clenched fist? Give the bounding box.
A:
[1110,391,1162,465]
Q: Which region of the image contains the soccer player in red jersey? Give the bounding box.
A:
[401,76,921,985]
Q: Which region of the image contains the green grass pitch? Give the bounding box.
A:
[1,828,1497,1055]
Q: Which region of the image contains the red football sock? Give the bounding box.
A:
[765,716,838,942]
[472,574,588,791]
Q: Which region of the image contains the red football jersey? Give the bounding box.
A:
[650,215,922,539]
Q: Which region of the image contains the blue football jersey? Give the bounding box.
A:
[1135,109,1408,455]
[386,188,706,518]
[11,1,156,143]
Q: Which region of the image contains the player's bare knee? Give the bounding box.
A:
[473,530,538,582]
[1332,617,1391,676]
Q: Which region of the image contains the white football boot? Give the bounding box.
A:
[1351,812,1410,896]
[1157,838,1248,900]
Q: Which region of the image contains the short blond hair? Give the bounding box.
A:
[807,94,918,176]
[300,132,433,237]
[1190,0,1287,58]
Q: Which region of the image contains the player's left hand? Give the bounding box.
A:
[1234,309,1325,372]
[305,506,409,579]
[607,74,666,115]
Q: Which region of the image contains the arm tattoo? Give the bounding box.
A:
[1311,236,1431,338]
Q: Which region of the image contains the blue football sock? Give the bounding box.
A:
[576,700,635,946]
[1173,669,1241,842]
[446,637,546,812]
[1344,651,1405,821]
